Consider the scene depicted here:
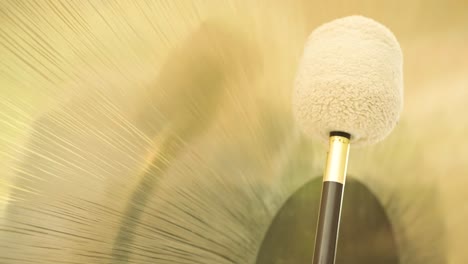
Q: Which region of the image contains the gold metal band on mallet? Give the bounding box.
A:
[323,135,350,184]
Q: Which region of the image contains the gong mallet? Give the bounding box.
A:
[292,16,404,264]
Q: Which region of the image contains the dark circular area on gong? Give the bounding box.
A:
[256,177,399,264]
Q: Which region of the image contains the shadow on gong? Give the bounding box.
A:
[256,177,399,264]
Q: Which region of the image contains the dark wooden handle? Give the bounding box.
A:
[312,181,344,264]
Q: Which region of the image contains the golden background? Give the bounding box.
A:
[1,1,468,263]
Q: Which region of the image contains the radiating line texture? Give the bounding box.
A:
[1,1,468,264]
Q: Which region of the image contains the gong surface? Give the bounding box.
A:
[257,178,399,264]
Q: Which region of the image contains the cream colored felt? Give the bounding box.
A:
[293,16,403,146]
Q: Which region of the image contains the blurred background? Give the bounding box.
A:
[1,0,467,263]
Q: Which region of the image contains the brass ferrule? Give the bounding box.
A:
[323,135,350,184]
